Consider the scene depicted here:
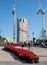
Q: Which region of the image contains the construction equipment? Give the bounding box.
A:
[12,0,16,43]
[37,0,46,41]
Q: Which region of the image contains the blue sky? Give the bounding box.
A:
[0,0,47,40]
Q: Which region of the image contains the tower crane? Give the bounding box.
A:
[37,0,46,41]
[12,0,16,43]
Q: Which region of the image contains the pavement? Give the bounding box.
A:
[0,46,47,62]
[0,47,16,62]
[30,47,47,57]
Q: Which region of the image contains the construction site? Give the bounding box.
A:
[11,0,47,47]
[0,0,47,46]
[0,0,47,65]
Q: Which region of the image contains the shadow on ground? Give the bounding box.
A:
[2,48,32,64]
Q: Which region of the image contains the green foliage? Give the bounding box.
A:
[0,37,8,43]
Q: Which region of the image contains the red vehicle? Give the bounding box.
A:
[19,49,39,63]
[4,43,39,63]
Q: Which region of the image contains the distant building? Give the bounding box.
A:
[17,18,28,43]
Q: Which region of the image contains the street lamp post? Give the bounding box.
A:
[0,31,1,38]
[32,32,34,51]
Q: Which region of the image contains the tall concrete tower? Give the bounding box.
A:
[17,18,28,43]
[12,1,16,43]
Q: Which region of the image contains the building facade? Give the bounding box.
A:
[17,18,28,43]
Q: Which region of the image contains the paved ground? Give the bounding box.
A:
[0,62,47,65]
[0,47,16,62]
[0,46,47,65]
[30,47,47,57]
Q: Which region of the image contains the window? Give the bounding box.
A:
[23,19,24,23]
[19,18,21,22]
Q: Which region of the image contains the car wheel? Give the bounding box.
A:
[28,59,34,63]
[35,58,39,63]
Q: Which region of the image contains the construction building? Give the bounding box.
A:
[17,18,28,43]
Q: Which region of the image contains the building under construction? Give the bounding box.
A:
[17,18,28,43]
